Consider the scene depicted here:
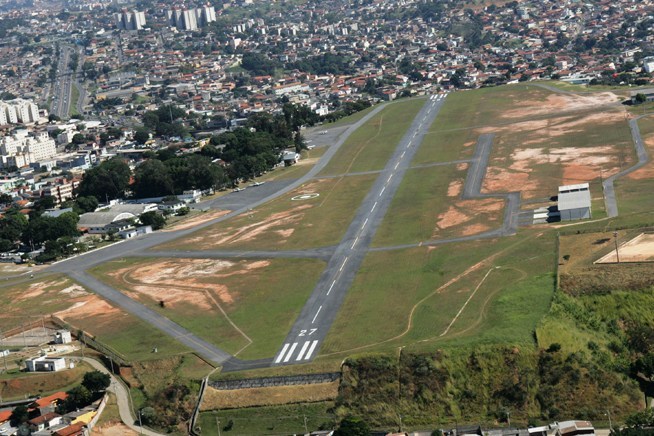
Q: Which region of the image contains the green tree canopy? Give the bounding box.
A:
[82,370,111,393]
[76,158,131,202]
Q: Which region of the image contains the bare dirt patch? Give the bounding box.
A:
[482,168,539,197]
[91,423,137,436]
[184,204,313,248]
[595,233,654,263]
[501,92,621,119]
[16,279,68,301]
[434,199,503,234]
[164,209,231,231]
[55,295,121,321]
[447,180,463,197]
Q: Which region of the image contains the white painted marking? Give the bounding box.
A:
[362,218,369,229]
[351,236,359,249]
[379,186,386,196]
[296,341,311,361]
[394,162,399,170]
[327,280,336,295]
[371,201,377,212]
[283,342,298,362]
[400,151,405,158]
[340,257,349,271]
[304,340,319,360]
[312,306,323,324]
[387,174,393,183]
[275,343,290,363]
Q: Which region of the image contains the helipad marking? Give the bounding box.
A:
[291,193,320,201]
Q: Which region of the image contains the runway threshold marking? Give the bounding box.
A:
[275,343,290,363]
[296,341,311,360]
[304,340,319,360]
[312,305,323,323]
[283,342,298,362]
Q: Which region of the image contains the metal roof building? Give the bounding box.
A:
[558,183,592,221]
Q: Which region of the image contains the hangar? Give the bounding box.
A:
[558,183,592,221]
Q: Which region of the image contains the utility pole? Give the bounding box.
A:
[216,417,221,436]
[138,410,143,435]
[613,231,620,263]
[304,415,308,433]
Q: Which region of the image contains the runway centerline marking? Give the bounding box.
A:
[312,306,323,324]
[351,236,359,249]
[362,218,369,229]
[339,257,349,271]
[371,201,377,212]
[379,186,386,196]
[327,280,336,295]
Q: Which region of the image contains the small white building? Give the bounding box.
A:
[282,151,300,165]
[54,329,72,344]
[558,183,592,221]
[25,355,66,372]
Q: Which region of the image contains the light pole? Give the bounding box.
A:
[613,231,620,263]
[138,409,143,435]
[605,410,612,432]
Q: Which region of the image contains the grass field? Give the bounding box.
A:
[320,98,426,175]
[91,257,325,360]
[0,274,191,362]
[198,402,336,435]
[256,147,328,183]
[320,229,555,357]
[160,173,377,251]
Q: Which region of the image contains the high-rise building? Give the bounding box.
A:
[0,99,40,125]
[116,10,146,30]
[0,130,56,169]
[167,5,215,31]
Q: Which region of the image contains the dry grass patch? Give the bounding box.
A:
[201,381,339,410]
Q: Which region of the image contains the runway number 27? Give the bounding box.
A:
[299,329,317,337]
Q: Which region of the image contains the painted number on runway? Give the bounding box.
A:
[299,328,317,337]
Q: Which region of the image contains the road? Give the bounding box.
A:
[603,116,650,217]
[265,93,449,368]
[80,357,163,436]
[50,46,75,119]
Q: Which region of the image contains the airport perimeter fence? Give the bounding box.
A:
[50,316,130,367]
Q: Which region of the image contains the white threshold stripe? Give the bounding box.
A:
[312,305,323,324]
[296,341,311,361]
[283,342,298,363]
[304,340,319,360]
[275,343,290,363]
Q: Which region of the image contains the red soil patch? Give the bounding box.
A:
[627,135,654,180]
[482,168,539,198]
[55,295,121,321]
[501,92,621,119]
[447,180,463,197]
[164,209,231,231]
[434,199,503,234]
[461,223,492,236]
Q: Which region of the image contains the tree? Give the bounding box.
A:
[133,159,174,198]
[62,385,92,412]
[139,211,166,230]
[334,416,370,436]
[75,196,99,213]
[76,158,131,202]
[134,128,151,145]
[9,405,29,426]
[635,93,647,104]
[82,370,111,393]
[0,193,12,204]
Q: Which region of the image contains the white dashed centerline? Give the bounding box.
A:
[351,236,359,249]
[379,186,386,196]
[371,201,377,212]
[339,257,349,271]
[327,280,336,295]
[362,218,369,229]
[312,305,323,324]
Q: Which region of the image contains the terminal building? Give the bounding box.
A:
[558,183,592,221]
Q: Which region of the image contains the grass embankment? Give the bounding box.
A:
[91,257,325,360]
[0,362,92,401]
[320,98,425,175]
[160,173,377,251]
[198,402,336,435]
[69,84,80,118]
